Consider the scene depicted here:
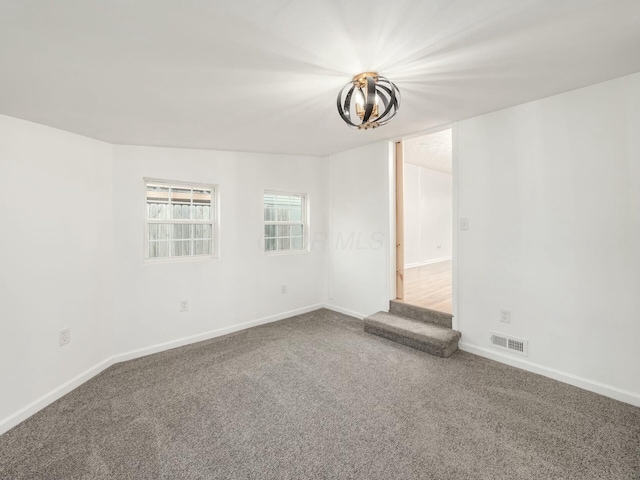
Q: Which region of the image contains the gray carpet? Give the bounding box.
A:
[1,309,639,479]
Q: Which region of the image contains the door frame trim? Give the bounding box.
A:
[395,141,404,300]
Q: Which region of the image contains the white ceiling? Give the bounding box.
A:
[405,129,452,174]
[0,0,638,157]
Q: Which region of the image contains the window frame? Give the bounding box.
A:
[263,190,309,256]
[143,178,219,264]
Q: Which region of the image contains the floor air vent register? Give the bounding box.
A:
[490,332,528,356]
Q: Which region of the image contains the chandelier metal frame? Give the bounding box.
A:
[336,72,400,130]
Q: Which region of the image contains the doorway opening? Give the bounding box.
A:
[396,128,453,314]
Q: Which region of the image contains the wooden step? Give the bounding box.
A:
[363,312,461,358]
[389,300,453,328]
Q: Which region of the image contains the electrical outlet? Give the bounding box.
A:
[281,285,287,294]
[59,328,70,347]
[179,300,189,312]
[500,309,511,324]
[460,218,470,231]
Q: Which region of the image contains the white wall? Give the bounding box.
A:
[0,114,114,428]
[326,141,394,318]
[404,163,452,268]
[403,163,421,266]
[457,72,640,405]
[112,145,328,356]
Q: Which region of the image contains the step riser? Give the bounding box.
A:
[364,323,459,358]
[390,301,452,328]
[363,311,461,359]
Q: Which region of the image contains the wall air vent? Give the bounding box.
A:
[490,332,528,356]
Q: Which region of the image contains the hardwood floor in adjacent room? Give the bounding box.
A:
[399,260,452,314]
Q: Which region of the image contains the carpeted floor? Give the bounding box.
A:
[1,309,639,479]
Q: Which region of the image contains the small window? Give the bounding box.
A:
[264,191,307,253]
[145,179,217,262]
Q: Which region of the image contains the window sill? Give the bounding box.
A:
[264,249,310,257]
[144,254,218,265]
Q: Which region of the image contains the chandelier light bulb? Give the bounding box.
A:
[336,72,400,130]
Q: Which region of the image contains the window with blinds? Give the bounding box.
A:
[145,180,217,261]
[264,192,307,253]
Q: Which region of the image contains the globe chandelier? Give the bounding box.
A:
[336,72,400,130]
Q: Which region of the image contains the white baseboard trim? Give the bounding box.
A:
[112,304,324,364]
[322,304,368,320]
[0,357,113,436]
[458,341,640,408]
[0,303,324,436]
[405,256,452,269]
